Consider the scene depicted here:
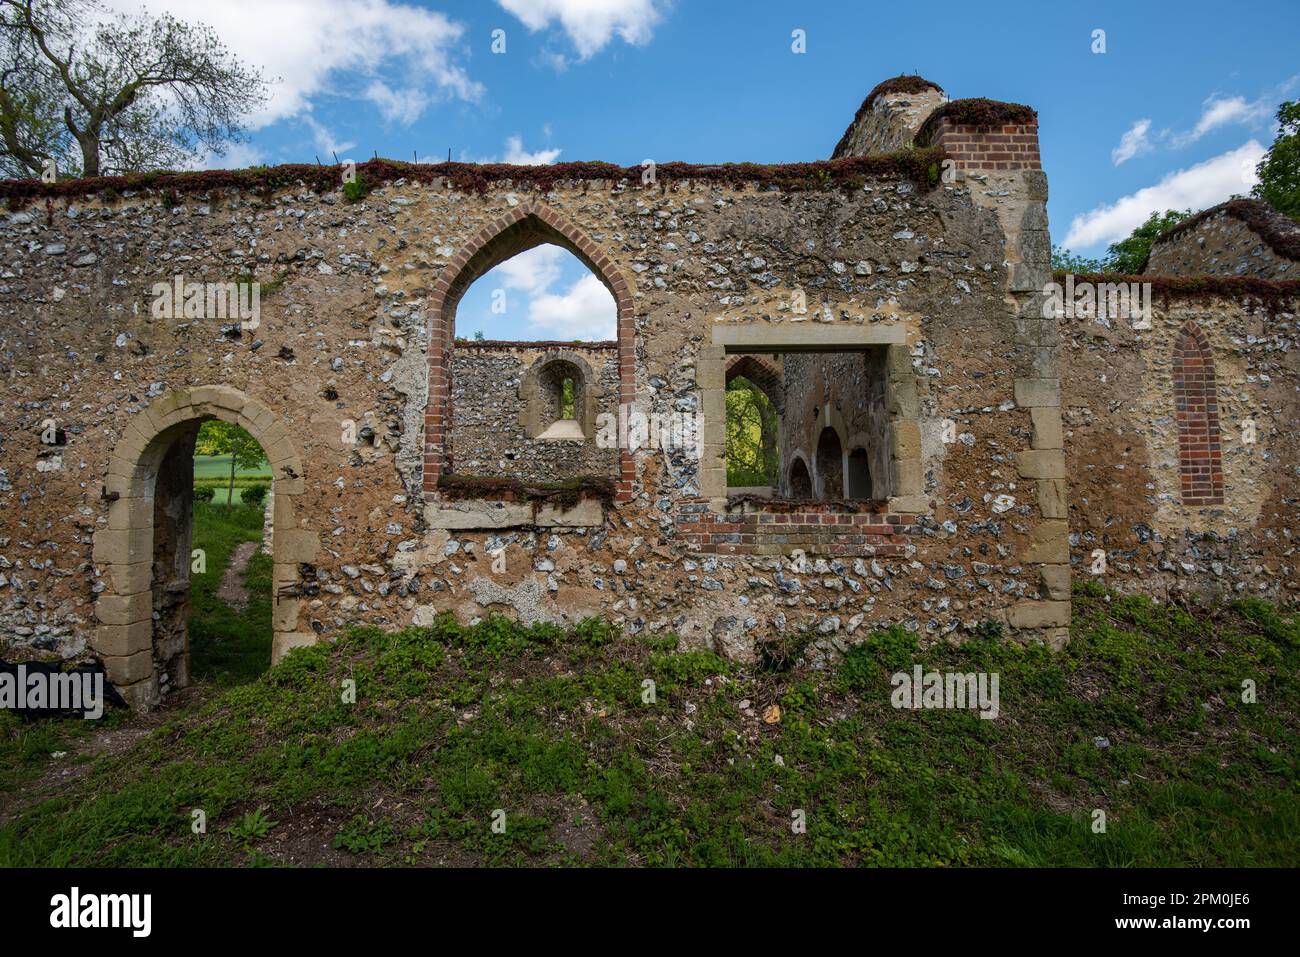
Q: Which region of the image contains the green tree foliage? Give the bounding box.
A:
[560,377,575,419]
[0,0,269,178]
[1050,244,1104,273]
[725,377,778,487]
[1051,209,1195,275]
[1105,208,1194,273]
[1252,100,1300,219]
[195,421,267,508]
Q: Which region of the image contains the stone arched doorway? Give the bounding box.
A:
[92,385,319,709]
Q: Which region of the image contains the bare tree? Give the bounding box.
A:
[0,0,270,178]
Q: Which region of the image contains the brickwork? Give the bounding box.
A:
[922,119,1042,172]
[11,73,1235,694]
[677,500,918,558]
[424,202,637,500]
[1172,322,1225,505]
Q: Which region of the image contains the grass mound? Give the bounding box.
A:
[1,586,1296,867]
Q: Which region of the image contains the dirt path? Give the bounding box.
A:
[216,541,258,610]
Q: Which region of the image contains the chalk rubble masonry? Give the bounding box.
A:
[1,74,1296,707]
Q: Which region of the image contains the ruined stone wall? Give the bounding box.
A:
[777,350,891,498]
[1146,201,1299,279]
[1060,291,1299,600]
[832,86,949,158]
[0,92,1074,700]
[449,341,618,482]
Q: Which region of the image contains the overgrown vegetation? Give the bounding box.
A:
[1252,99,1300,219]
[1052,208,1194,274]
[435,473,615,508]
[0,149,949,204]
[188,500,272,687]
[195,421,268,508]
[725,375,778,487]
[1,585,1295,867]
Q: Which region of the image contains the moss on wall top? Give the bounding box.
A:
[915,98,1038,145]
[0,149,947,207]
[1053,271,1300,313]
[831,74,946,157]
[1142,198,1300,270]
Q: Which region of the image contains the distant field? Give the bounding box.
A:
[193,455,272,480]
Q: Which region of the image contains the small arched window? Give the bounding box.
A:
[519,353,599,442]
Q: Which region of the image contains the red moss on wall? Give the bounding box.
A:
[1141,198,1300,270]
[435,474,615,508]
[0,149,947,207]
[1053,271,1300,314]
[915,98,1038,145]
[832,74,945,157]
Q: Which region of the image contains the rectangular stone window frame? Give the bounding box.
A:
[700,324,927,514]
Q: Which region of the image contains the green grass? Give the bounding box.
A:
[0,585,1296,867]
[193,455,273,481]
[189,501,273,688]
[194,455,272,506]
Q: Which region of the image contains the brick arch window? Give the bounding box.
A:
[424,203,635,499]
[1172,321,1224,506]
[725,354,784,412]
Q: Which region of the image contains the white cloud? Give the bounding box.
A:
[1172,94,1273,146]
[502,136,562,165]
[527,272,617,340]
[494,245,564,293]
[1064,141,1265,249]
[102,0,482,128]
[472,136,562,165]
[497,0,664,60]
[301,116,356,159]
[364,81,431,125]
[1111,119,1152,166]
[191,141,265,170]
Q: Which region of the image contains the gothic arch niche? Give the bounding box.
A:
[815,425,845,499]
[1172,321,1224,506]
[424,203,635,499]
[788,454,813,498]
[92,387,316,709]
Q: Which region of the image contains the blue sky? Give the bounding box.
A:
[113,0,1299,339]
